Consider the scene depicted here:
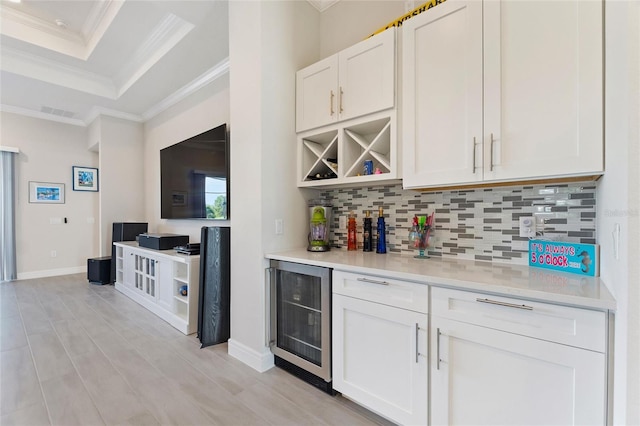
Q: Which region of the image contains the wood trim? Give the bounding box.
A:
[413,175,603,192]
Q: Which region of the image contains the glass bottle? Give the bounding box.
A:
[363,211,373,252]
[376,207,387,254]
[347,211,357,251]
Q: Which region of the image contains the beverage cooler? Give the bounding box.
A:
[268,260,333,394]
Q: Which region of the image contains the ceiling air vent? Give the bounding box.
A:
[41,106,76,118]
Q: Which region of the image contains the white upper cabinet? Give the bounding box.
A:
[402,0,603,189]
[483,0,603,181]
[296,28,395,133]
[296,56,339,132]
[402,0,483,188]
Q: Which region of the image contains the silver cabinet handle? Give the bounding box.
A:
[356,277,389,286]
[476,298,533,311]
[415,323,420,363]
[436,327,441,370]
[472,136,477,174]
[489,133,495,171]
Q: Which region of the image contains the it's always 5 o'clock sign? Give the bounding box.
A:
[529,240,600,277]
[368,0,448,38]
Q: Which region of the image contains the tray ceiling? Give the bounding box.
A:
[0,0,230,126]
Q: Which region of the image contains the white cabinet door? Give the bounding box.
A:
[483,0,603,181]
[402,0,483,188]
[333,294,428,425]
[431,316,606,426]
[122,247,135,288]
[403,0,603,189]
[156,259,174,312]
[296,28,395,134]
[296,56,338,132]
[338,28,395,123]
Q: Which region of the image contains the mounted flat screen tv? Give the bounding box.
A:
[160,123,229,220]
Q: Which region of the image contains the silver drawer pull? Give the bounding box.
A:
[476,298,533,311]
[356,277,389,286]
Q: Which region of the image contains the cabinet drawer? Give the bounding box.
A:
[333,271,428,314]
[431,287,606,352]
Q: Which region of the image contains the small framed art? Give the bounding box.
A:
[29,181,65,204]
[72,166,99,192]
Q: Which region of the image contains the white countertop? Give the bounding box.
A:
[266,248,616,311]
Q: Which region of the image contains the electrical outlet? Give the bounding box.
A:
[50,250,57,258]
[275,219,283,235]
[519,216,535,238]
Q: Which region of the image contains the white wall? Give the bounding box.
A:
[598,1,640,424]
[0,112,98,278]
[143,75,230,242]
[319,0,405,58]
[97,116,145,255]
[227,0,320,371]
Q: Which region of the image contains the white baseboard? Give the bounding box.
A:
[228,338,274,373]
[17,266,85,280]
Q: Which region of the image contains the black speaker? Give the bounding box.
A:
[113,222,148,242]
[197,226,231,348]
[110,222,148,283]
[88,256,111,285]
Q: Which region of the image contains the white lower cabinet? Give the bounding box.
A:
[430,287,607,426]
[114,242,200,335]
[332,271,428,425]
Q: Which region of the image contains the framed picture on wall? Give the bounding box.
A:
[72,166,99,192]
[29,181,65,204]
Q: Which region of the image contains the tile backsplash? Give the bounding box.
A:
[320,182,597,265]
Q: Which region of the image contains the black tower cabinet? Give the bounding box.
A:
[110,222,148,283]
[198,226,231,348]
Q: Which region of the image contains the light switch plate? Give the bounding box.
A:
[339,216,347,230]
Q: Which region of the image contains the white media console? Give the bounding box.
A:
[113,241,200,335]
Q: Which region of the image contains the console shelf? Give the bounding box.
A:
[114,241,200,335]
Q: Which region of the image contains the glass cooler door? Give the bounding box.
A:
[269,260,331,381]
[277,270,322,365]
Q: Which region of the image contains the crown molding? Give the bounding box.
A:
[82,0,125,60]
[82,0,118,39]
[0,1,123,61]
[115,13,195,97]
[0,47,117,99]
[306,0,340,12]
[85,107,144,126]
[0,4,86,58]
[142,57,229,121]
[0,4,84,43]
[1,58,228,127]
[1,104,86,127]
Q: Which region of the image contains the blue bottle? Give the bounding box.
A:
[376,207,387,254]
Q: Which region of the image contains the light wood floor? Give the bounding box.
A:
[0,274,393,426]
